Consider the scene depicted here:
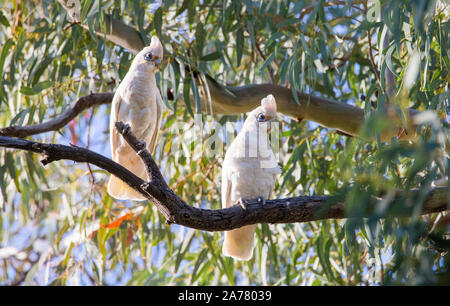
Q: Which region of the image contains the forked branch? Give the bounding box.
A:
[0,124,447,232]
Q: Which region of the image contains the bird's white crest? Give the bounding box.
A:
[149,36,163,58]
[261,94,276,114]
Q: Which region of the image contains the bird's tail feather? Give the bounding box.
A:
[108,143,149,201]
[223,225,256,261]
[107,175,147,201]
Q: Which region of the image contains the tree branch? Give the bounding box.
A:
[0,93,113,138]
[55,7,422,141]
[196,77,421,141]
[0,128,448,232]
[0,84,419,141]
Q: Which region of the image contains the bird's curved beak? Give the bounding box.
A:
[266,116,277,132]
[153,58,162,69]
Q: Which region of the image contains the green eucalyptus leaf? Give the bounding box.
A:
[199,51,221,61]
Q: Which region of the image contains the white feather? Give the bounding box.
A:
[107,37,164,201]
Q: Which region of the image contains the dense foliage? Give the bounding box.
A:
[0,0,448,285]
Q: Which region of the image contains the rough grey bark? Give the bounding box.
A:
[0,126,448,232]
[0,93,113,138]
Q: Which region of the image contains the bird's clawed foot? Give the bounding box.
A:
[136,140,147,154]
[257,196,266,205]
[123,124,131,135]
[236,198,248,210]
[140,182,150,191]
[115,121,131,135]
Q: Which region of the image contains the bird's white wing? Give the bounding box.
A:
[221,161,232,210]
[107,92,147,201]
[146,93,163,154]
[222,165,257,261]
[110,92,122,162]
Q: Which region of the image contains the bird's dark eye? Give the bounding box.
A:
[257,113,266,122]
[144,52,153,61]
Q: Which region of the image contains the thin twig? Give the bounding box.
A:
[367,29,382,89]
[0,93,113,138]
[254,38,276,84]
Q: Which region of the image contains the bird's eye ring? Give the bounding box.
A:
[257,113,266,122]
[144,52,153,61]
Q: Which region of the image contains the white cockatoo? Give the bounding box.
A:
[107,36,164,201]
[221,94,281,260]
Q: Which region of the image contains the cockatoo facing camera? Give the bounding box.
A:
[221,94,281,260]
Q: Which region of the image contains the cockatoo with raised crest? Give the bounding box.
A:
[107,36,164,201]
[222,94,281,260]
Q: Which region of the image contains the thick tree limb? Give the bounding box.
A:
[0,7,427,141]
[196,78,421,141]
[0,93,113,138]
[0,85,417,141]
[55,7,422,141]
[0,129,448,232]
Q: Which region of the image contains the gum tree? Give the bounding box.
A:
[0,0,448,285]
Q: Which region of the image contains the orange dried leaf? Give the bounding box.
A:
[101,212,134,229]
[89,230,98,239]
[68,119,77,146]
[126,227,134,246]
